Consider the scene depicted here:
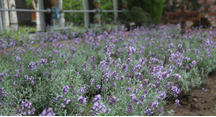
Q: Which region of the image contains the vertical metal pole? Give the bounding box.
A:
[57,0,64,28]
[3,0,10,30]
[113,0,117,22]
[83,0,89,28]
[8,0,18,31]
[37,0,45,31]
[0,0,3,31]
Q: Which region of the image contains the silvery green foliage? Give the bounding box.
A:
[0,24,216,115]
[167,109,175,116]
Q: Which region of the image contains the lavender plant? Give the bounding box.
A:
[0,24,216,115]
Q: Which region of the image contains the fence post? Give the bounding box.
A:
[3,0,10,30]
[0,0,3,31]
[56,0,64,29]
[37,0,45,31]
[83,0,90,28]
[8,0,18,31]
[113,0,117,22]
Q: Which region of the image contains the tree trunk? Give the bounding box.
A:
[8,0,18,31]
[3,0,10,30]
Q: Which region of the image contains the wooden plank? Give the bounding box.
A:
[167,11,200,22]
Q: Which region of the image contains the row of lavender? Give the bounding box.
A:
[0,25,215,116]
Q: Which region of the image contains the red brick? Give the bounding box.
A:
[209,13,216,16]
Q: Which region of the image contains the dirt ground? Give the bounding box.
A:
[163,71,216,116]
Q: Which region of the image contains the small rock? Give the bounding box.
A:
[192,98,198,102]
[180,100,188,105]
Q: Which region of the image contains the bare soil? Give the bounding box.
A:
[163,71,216,116]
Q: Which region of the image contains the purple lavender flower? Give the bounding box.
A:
[62,85,70,94]
[51,60,56,64]
[13,56,21,62]
[126,87,131,93]
[39,59,47,65]
[128,46,136,55]
[28,62,38,71]
[185,57,190,61]
[178,44,182,48]
[139,94,146,102]
[78,96,86,104]
[13,81,16,86]
[130,94,136,100]
[92,101,108,113]
[126,58,132,64]
[173,74,181,81]
[9,69,13,73]
[202,88,209,92]
[121,63,128,72]
[144,108,154,116]
[112,83,115,87]
[132,89,138,93]
[0,88,8,97]
[73,91,76,95]
[61,103,66,108]
[147,83,156,90]
[157,91,166,102]
[24,75,29,80]
[63,98,70,104]
[96,85,101,89]
[126,101,133,115]
[156,88,161,93]
[168,49,172,54]
[43,72,49,78]
[71,46,77,54]
[169,43,174,48]
[55,95,63,101]
[92,94,101,103]
[134,64,142,71]
[191,60,196,66]
[90,79,94,85]
[151,101,159,108]
[174,99,180,108]
[106,95,118,106]
[20,100,32,110]
[171,85,181,95]
[39,108,55,116]
[78,86,87,94]
[82,62,87,71]
[138,84,143,89]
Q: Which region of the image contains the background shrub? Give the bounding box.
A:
[191,14,211,28]
[127,0,165,25]
[118,6,154,30]
[63,0,84,25]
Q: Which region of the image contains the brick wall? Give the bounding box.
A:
[204,13,216,27]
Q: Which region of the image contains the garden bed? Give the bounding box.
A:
[0,24,216,116]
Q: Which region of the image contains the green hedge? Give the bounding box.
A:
[127,0,165,25]
[63,0,84,25]
[118,6,154,29]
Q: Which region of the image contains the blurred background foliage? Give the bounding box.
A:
[63,0,84,26]
[55,0,214,28]
[100,0,114,24]
[126,0,165,25]
[62,0,164,27]
[118,6,155,30]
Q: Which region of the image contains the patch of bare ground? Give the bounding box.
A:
[163,70,216,116]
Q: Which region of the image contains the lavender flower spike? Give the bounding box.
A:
[39,108,55,116]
